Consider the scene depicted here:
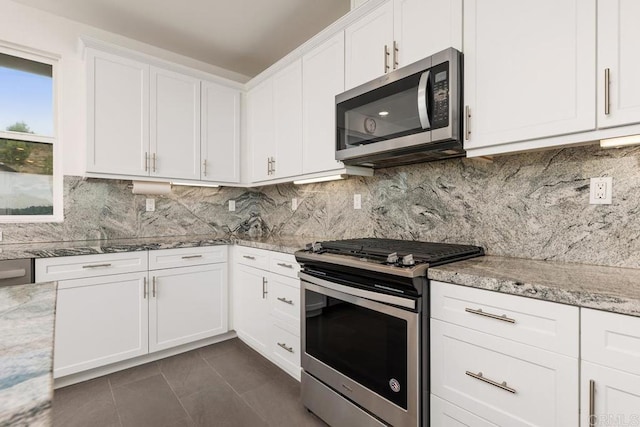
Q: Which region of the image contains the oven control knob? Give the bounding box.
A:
[401,254,415,266]
[386,252,399,264]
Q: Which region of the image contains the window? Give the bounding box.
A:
[0,44,60,221]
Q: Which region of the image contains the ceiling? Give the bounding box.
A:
[12,0,351,78]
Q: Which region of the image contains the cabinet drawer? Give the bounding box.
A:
[431,319,578,427]
[269,275,300,334]
[582,308,640,376]
[148,246,227,270]
[36,252,148,281]
[269,252,300,279]
[235,246,269,270]
[271,320,301,380]
[431,395,498,427]
[430,281,579,357]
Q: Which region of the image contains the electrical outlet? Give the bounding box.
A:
[292,198,298,211]
[590,177,613,205]
[354,194,362,210]
[145,198,155,212]
[229,200,236,212]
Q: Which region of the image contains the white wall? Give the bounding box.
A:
[0,0,249,177]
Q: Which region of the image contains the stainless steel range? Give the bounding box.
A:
[295,238,484,427]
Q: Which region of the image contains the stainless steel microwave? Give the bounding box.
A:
[336,48,463,168]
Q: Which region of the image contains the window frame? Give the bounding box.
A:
[0,42,62,222]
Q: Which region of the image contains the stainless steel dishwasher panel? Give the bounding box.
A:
[0,258,35,286]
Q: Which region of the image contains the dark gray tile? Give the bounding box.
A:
[112,374,190,427]
[197,337,245,360]
[181,383,268,427]
[158,350,221,398]
[52,377,120,427]
[108,361,160,389]
[241,373,326,427]
[203,342,282,395]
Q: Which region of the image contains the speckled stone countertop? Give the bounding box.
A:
[429,255,640,317]
[235,235,318,255]
[0,281,57,426]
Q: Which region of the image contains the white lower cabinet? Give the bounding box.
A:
[431,395,498,427]
[38,247,229,378]
[233,246,301,380]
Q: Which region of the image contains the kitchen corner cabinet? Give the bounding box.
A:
[597,0,640,129]
[233,246,302,379]
[463,0,596,150]
[580,309,640,426]
[248,59,303,182]
[345,0,462,90]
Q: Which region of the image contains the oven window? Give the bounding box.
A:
[305,289,408,409]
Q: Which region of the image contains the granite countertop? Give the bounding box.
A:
[235,235,319,255]
[0,281,57,426]
[429,255,640,317]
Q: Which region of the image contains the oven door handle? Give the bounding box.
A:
[417,70,431,130]
[299,272,416,311]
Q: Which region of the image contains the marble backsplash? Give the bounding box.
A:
[2,143,639,268]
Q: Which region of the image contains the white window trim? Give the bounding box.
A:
[0,42,63,223]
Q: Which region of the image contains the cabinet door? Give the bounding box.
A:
[581,362,640,427]
[345,1,394,90]
[463,0,596,149]
[233,264,270,354]
[248,80,275,182]
[87,49,149,176]
[394,0,462,67]
[598,0,640,128]
[302,32,345,174]
[149,264,227,352]
[273,59,303,179]
[201,82,240,183]
[54,272,149,378]
[150,66,201,180]
[431,395,499,427]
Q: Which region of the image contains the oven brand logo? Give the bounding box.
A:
[389,378,401,393]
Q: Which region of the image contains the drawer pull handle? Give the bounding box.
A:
[465,307,515,324]
[465,371,516,394]
[82,263,112,269]
[589,379,596,427]
[262,277,268,299]
[181,255,203,259]
[243,255,256,260]
[277,342,294,353]
[277,297,294,305]
[276,262,294,269]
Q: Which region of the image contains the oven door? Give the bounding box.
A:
[300,272,420,427]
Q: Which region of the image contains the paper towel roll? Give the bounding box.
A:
[131,181,172,195]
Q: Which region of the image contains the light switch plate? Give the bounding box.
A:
[145,198,155,212]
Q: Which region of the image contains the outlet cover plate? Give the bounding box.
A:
[229,200,236,212]
[145,198,155,212]
[354,194,362,210]
[292,198,298,211]
[590,177,613,205]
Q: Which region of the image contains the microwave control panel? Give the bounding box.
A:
[431,61,449,129]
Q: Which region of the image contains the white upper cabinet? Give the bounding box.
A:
[273,59,303,179]
[87,49,149,176]
[345,1,394,90]
[393,0,462,67]
[150,66,201,180]
[597,0,640,128]
[463,0,596,150]
[302,32,345,174]
[345,0,462,90]
[201,82,241,183]
[248,79,276,182]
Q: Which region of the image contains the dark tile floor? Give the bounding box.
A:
[52,338,327,427]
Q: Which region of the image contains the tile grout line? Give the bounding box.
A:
[159,368,196,426]
[107,378,125,427]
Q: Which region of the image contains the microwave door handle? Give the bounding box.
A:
[418,70,431,130]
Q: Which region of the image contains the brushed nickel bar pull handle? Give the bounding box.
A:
[145,152,149,172]
[589,379,596,427]
[277,297,294,305]
[271,157,276,174]
[243,255,256,260]
[152,276,156,298]
[465,371,516,394]
[384,45,390,73]
[277,342,294,353]
[604,68,611,115]
[276,262,293,269]
[465,105,471,140]
[262,277,268,299]
[143,276,148,299]
[465,307,515,323]
[152,153,157,172]
[181,255,203,259]
[267,158,270,175]
[393,40,399,70]
[82,263,112,269]
[203,159,207,177]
